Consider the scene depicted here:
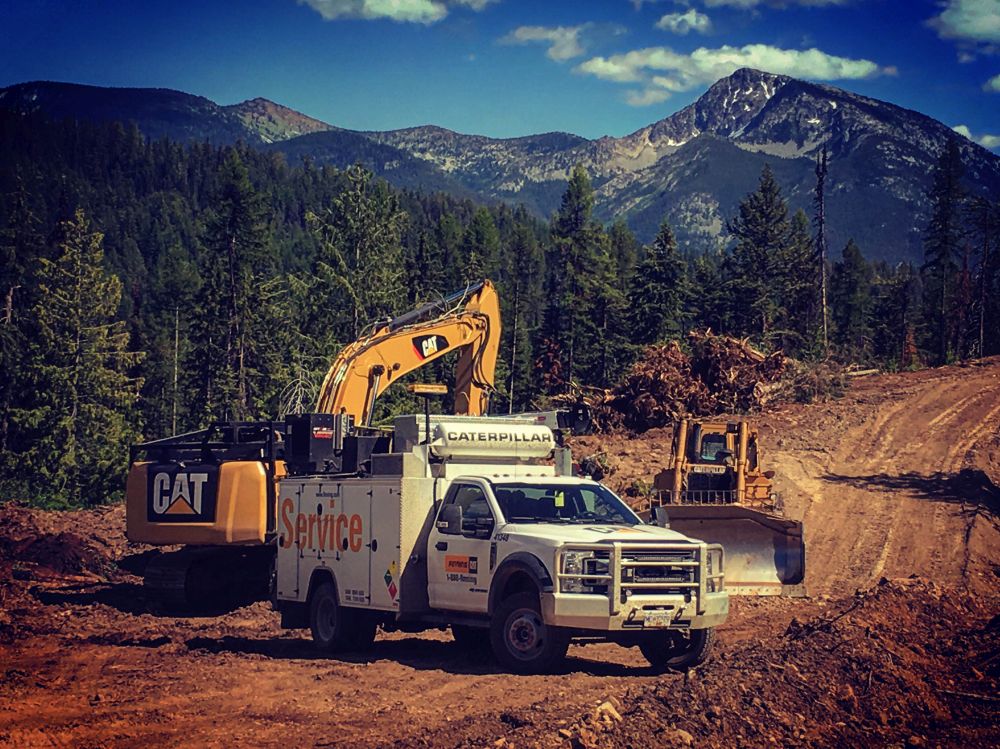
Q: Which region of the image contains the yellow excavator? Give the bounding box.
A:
[643,418,805,596]
[126,281,500,607]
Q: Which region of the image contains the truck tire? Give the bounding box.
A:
[490,592,569,674]
[640,627,716,670]
[309,580,358,652]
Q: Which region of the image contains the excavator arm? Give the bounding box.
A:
[315,280,501,423]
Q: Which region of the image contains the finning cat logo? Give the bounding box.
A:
[147,465,219,522]
[413,334,449,360]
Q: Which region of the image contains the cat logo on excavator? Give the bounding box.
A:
[146,465,219,522]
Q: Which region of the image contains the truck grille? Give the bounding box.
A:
[620,546,698,596]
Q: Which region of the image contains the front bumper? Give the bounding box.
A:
[541,589,729,631]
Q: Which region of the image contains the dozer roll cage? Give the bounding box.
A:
[315,280,501,424]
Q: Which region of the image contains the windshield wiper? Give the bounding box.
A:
[507,516,573,524]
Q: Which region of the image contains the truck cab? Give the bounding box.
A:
[275,415,728,673]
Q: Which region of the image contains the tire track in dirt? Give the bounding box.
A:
[769,362,1000,595]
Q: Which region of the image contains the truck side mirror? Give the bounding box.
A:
[652,505,671,528]
[437,504,463,535]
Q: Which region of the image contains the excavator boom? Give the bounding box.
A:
[316,280,501,423]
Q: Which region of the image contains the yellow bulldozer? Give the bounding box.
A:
[644,418,806,596]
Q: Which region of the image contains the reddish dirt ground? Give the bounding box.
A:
[2,360,999,748]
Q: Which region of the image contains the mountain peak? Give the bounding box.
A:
[225,97,334,143]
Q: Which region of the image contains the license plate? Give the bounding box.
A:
[643,612,673,628]
[691,465,726,474]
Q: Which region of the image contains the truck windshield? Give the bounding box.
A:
[490,482,640,525]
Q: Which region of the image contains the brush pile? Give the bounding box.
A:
[576,330,787,433]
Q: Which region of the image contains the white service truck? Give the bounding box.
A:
[274,415,728,673]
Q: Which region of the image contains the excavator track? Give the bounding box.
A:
[143,547,274,611]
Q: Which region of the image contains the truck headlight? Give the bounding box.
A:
[562,551,591,593]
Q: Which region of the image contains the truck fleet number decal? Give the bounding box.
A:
[279,497,363,552]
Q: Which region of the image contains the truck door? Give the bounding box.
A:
[427,481,496,612]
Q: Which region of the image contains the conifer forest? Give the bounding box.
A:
[1,111,998,506]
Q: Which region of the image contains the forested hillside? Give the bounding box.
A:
[1,110,998,506]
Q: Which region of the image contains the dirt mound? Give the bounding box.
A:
[581,331,787,433]
[0,505,113,578]
[444,579,999,748]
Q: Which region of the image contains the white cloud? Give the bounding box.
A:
[702,0,850,6]
[297,0,497,24]
[626,88,672,106]
[928,0,1000,44]
[500,25,589,61]
[986,72,1000,90]
[656,10,713,35]
[576,43,888,97]
[953,123,1000,149]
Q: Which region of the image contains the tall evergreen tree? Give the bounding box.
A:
[461,207,500,284]
[813,144,830,354]
[503,222,544,411]
[609,218,640,292]
[0,178,44,457]
[830,239,873,358]
[187,149,280,422]
[628,220,688,345]
[542,165,627,389]
[921,138,966,364]
[11,210,143,506]
[725,165,790,344]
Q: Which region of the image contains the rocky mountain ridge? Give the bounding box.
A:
[2,70,998,261]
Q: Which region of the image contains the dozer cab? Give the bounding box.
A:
[644,419,805,596]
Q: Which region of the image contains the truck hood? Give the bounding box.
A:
[498,522,702,546]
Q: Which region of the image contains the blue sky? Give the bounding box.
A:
[1,0,998,148]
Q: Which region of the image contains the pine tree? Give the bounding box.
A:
[830,239,873,358]
[609,218,639,292]
[542,165,627,389]
[628,220,688,345]
[503,222,544,411]
[306,165,407,339]
[187,150,274,422]
[461,207,500,284]
[13,210,143,506]
[813,144,830,354]
[0,178,44,458]
[725,165,790,344]
[921,138,966,364]
[778,209,820,354]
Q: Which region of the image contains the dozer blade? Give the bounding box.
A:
[662,506,806,597]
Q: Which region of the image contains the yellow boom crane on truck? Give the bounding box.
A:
[126,281,501,608]
[644,418,806,596]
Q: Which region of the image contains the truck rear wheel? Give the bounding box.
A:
[640,627,715,670]
[309,580,359,652]
[490,592,569,674]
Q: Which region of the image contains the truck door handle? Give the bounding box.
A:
[435,541,448,551]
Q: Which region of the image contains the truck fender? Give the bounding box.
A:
[488,552,553,616]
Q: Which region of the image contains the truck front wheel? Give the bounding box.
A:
[309,580,358,652]
[490,592,569,674]
[640,627,716,670]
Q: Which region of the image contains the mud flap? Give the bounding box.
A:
[659,506,806,597]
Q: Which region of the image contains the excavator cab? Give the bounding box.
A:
[647,419,806,596]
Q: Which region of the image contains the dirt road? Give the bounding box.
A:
[1,361,998,748]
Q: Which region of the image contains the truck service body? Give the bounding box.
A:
[275,415,728,672]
